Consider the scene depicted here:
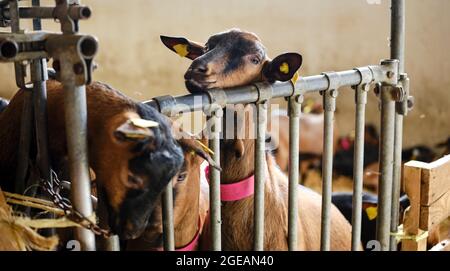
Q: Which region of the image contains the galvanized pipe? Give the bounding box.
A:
[31,0,42,30]
[161,184,175,251]
[254,101,268,251]
[288,94,302,251]
[0,37,18,60]
[145,65,388,114]
[14,90,33,194]
[13,6,92,20]
[320,88,337,251]
[207,106,222,251]
[60,57,96,251]
[376,76,397,251]
[389,0,406,251]
[30,58,51,181]
[351,84,368,250]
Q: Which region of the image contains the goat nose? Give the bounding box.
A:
[194,64,208,74]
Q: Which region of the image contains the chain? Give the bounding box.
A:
[41,170,111,238]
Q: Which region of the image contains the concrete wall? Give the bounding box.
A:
[0,0,448,147]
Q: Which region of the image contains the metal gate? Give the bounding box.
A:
[147,0,411,252]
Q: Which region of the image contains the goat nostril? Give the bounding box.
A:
[196,66,208,74]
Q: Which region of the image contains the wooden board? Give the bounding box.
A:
[420,190,450,230]
[401,162,427,251]
[420,155,450,206]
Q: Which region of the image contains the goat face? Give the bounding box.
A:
[95,104,183,240]
[161,29,302,93]
[134,136,218,247]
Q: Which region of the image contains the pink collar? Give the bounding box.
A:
[174,218,201,251]
[205,166,255,201]
[151,217,200,251]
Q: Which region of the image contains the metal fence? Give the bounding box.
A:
[146,0,410,252]
[1,0,410,251]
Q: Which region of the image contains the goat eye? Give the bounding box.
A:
[250,56,260,65]
[128,174,144,187]
[177,171,188,182]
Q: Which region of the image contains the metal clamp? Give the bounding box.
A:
[206,89,227,108]
[395,73,412,116]
[321,71,340,112]
[152,95,177,116]
[352,67,373,105]
[253,82,273,104]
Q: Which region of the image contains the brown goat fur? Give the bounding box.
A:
[0,80,184,239]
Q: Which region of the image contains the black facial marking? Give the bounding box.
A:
[112,103,184,238]
[204,30,266,74]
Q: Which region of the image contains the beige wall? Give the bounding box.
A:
[0,0,449,147]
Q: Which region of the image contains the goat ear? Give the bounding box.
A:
[114,118,156,142]
[160,35,205,60]
[362,202,378,221]
[262,53,302,82]
[178,136,221,171]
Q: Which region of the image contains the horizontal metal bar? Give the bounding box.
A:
[2,6,91,21]
[145,65,389,115]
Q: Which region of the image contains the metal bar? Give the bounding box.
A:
[14,90,33,194]
[288,94,302,251]
[31,0,42,30]
[351,85,368,250]
[161,184,175,251]
[30,58,50,181]
[390,0,406,251]
[376,54,398,251]
[254,101,268,251]
[320,89,337,251]
[207,107,222,251]
[145,65,388,115]
[12,6,92,20]
[60,57,96,251]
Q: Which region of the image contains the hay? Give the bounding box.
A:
[0,188,59,251]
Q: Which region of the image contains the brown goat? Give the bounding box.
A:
[126,136,216,250]
[162,29,353,250]
[0,80,184,240]
[268,109,339,176]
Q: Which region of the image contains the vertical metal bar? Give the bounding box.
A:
[288,95,302,251]
[376,84,397,251]
[321,89,337,251]
[254,102,267,251]
[391,0,405,73]
[162,184,175,251]
[208,106,222,251]
[10,0,31,196]
[15,90,33,194]
[31,0,42,30]
[60,57,96,251]
[351,85,368,250]
[31,59,50,180]
[390,0,406,251]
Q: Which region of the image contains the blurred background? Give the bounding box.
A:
[0,0,448,147]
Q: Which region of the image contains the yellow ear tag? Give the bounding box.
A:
[366,207,378,221]
[290,71,299,85]
[130,118,159,128]
[173,44,189,57]
[195,139,214,155]
[279,62,290,74]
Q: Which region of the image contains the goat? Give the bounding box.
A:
[162,29,354,250]
[0,80,184,240]
[331,192,409,250]
[126,135,218,251]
